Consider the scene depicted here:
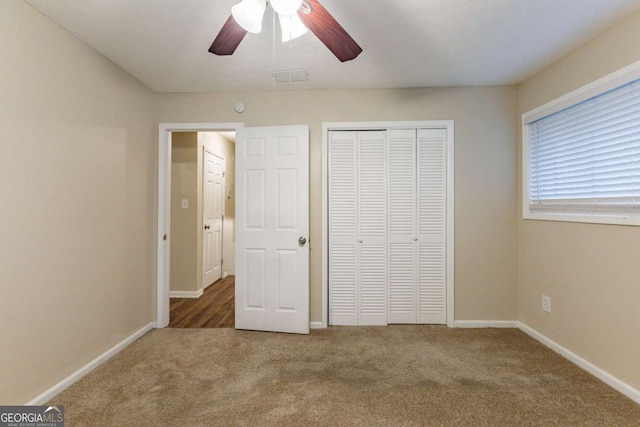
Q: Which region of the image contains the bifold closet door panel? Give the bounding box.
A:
[328,131,358,325]
[388,128,447,325]
[388,129,418,324]
[357,131,387,326]
[417,129,447,324]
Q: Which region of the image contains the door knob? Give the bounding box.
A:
[358,239,363,243]
[204,224,210,230]
[298,236,307,246]
[413,237,418,241]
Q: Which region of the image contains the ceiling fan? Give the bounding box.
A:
[209,0,362,62]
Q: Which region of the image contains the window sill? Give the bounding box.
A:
[523,212,640,227]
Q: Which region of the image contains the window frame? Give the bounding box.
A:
[522,60,640,227]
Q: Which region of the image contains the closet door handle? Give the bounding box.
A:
[358,239,363,243]
[413,237,418,241]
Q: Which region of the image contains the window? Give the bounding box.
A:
[523,62,640,226]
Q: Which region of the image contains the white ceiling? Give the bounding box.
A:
[25,0,640,93]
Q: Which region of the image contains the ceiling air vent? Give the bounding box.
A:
[272,69,309,83]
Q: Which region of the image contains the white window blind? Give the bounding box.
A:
[527,79,640,219]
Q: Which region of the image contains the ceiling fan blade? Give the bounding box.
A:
[297,0,362,62]
[209,15,247,56]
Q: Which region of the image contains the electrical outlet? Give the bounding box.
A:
[542,295,552,313]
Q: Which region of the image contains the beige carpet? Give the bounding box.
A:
[50,326,640,426]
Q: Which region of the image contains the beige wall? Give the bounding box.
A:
[170,132,198,292]
[198,132,236,280]
[518,11,640,390]
[156,86,519,322]
[0,1,155,404]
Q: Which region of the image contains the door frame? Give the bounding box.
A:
[321,121,455,328]
[156,122,243,328]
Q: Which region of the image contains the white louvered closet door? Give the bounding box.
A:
[330,127,446,326]
[416,129,447,324]
[328,131,358,325]
[357,131,387,325]
[328,130,387,326]
[388,129,418,323]
[388,128,447,324]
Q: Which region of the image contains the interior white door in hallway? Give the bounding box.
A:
[235,125,310,334]
[203,150,225,288]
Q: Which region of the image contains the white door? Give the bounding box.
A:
[235,125,309,334]
[203,150,224,288]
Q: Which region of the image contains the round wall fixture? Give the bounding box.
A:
[234,102,246,113]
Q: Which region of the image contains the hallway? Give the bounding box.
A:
[169,276,234,328]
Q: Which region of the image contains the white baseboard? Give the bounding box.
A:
[518,322,640,405]
[454,320,519,328]
[169,289,203,299]
[310,321,325,329]
[26,322,155,405]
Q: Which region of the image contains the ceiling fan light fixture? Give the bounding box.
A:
[231,0,267,34]
[278,13,309,42]
[210,0,362,62]
[270,0,303,16]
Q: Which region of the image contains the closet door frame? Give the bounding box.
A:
[322,121,455,328]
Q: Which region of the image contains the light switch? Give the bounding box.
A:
[181,199,189,209]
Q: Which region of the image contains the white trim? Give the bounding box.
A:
[454,320,518,328]
[445,123,455,328]
[169,289,203,299]
[522,212,640,227]
[518,322,640,405]
[523,59,640,124]
[157,123,243,328]
[321,121,455,328]
[323,121,455,131]
[157,125,170,329]
[26,322,155,405]
[521,60,640,227]
[321,126,329,329]
[310,321,324,329]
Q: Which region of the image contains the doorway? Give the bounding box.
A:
[156,123,241,329]
[157,123,311,334]
[166,131,236,328]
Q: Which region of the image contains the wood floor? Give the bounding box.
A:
[169,275,234,328]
